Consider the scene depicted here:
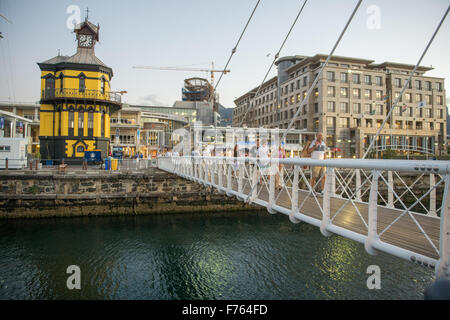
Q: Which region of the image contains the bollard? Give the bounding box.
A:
[5,157,8,170]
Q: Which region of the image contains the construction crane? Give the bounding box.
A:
[132,62,230,89]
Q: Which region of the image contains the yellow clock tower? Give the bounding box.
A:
[38,17,121,163]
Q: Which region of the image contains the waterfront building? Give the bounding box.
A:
[110,104,188,158]
[37,17,121,163]
[0,109,32,168]
[0,102,40,154]
[232,54,447,158]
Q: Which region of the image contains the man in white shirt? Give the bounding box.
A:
[307,132,327,194]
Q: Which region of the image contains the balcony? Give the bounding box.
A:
[40,88,121,105]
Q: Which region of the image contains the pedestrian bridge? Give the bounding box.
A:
[157,156,450,278]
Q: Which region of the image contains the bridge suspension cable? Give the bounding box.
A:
[214,0,261,91]
[282,0,362,142]
[362,4,450,159]
[238,0,309,127]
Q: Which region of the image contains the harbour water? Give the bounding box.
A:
[0,212,434,300]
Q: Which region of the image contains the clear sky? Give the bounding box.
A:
[0,0,449,109]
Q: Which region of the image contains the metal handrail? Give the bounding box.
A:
[161,156,450,175]
[41,88,121,103]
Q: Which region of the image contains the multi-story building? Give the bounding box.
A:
[110,104,188,158]
[0,102,40,154]
[233,54,447,158]
[37,17,121,163]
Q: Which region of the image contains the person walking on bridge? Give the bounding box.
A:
[308,132,327,194]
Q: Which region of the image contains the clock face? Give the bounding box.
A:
[79,34,93,48]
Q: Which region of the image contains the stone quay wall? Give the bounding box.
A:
[0,168,260,219]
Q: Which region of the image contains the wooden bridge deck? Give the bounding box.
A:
[211,169,440,260]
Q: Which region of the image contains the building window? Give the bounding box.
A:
[340,87,348,97]
[364,75,371,84]
[415,93,422,102]
[69,111,74,129]
[59,74,64,92]
[352,88,360,99]
[364,89,372,99]
[353,103,361,113]
[365,104,372,114]
[327,101,335,112]
[101,78,105,94]
[437,96,443,105]
[340,72,348,82]
[415,80,421,90]
[339,118,349,128]
[405,92,412,102]
[425,81,432,91]
[375,76,382,86]
[436,82,443,91]
[78,110,84,130]
[327,71,335,81]
[101,111,105,136]
[88,111,93,129]
[327,86,335,97]
[376,90,382,100]
[340,102,349,113]
[79,75,86,93]
[352,73,360,84]
[394,78,401,87]
[326,117,335,128]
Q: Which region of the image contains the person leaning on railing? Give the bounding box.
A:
[308,132,327,194]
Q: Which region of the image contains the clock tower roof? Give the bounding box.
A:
[74,19,99,41]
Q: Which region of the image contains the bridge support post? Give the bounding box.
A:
[355,169,362,202]
[436,175,450,279]
[226,164,232,197]
[210,160,215,186]
[320,167,334,237]
[251,164,258,201]
[387,171,394,208]
[267,170,276,214]
[331,168,336,197]
[218,162,223,191]
[430,173,437,217]
[238,161,244,195]
[365,170,380,256]
[290,165,301,224]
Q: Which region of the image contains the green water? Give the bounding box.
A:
[0,212,434,299]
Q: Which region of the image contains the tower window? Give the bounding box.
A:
[79,75,86,93]
[88,111,94,129]
[59,74,64,92]
[101,111,105,136]
[101,78,105,94]
[69,110,74,129]
[78,110,84,131]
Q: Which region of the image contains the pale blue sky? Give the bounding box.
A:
[0,0,449,109]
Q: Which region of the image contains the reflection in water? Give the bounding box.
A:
[0,212,434,300]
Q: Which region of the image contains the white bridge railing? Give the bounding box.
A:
[158,156,450,279]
